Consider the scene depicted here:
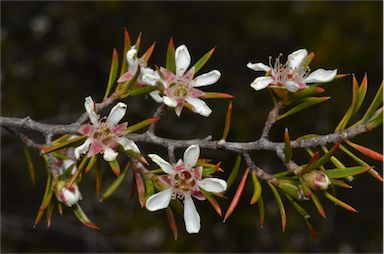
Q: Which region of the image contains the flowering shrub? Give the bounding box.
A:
[1,30,382,240]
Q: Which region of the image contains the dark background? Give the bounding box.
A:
[1,1,383,253]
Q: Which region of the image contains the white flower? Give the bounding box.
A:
[151,45,221,117]
[57,183,82,207]
[145,144,227,234]
[74,96,140,162]
[247,49,337,92]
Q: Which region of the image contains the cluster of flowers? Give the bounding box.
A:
[54,45,336,233]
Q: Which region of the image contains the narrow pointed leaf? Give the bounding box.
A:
[166,207,178,240]
[287,85,325,104]
[73,204,100,230]
[144,175,154,198]
[250,171,262,205]
[108,159,121,176]
[350,75,360,115]
[101,163,129,201]
[58,202,63,216]
[125,117,159,134]
[276,97,330,121]
[257,196,265,228]
[361,81,383,122]
[226,155,241,190]
[311,192,326,218]
[268,182,286,232]
[134,170,145,207]
[42,136,87,154]
[121,85,157,98]
[224,168,250,222]
[134,32,142,53]
[356,74,368,113]
[330,179,352,189]
[141,42,156,63]
[104,48,119,99]
[85,156,96,173]
[321,145,346,169]
[200,92,234,99]
[307,143,340,171]
[95,159,102,197]
[346,140,383,161]
[283,128,292,162]
[222,102,232,140]
[46,202,54,227]
[193,47,215,73]
[67,155,89,188]
[165,37,176,72]
[23,146,36,186]
[120,28,132,76]
[34,172,53,226]
[201,189,222,217]
[323,191,358,213]
[325,166,370,179]
[299,177,312,197]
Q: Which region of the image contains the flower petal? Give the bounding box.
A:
[193,70,221,87]
[175,104,184,117]
[127,45,139,73]
[146,188,173,211]
[84,96,99,126]
[304,69,337,83]
[141,69,161,86]
[103,147,118,161]
[183,194,201,234]
[183,144,200,169]
[163,96,178,108]
[63,159,77,175]
[78,124,94,136]
[74,138,92,159]
[175,45,191,77]
[285,80,301,92]
[250,76,274,91]
[148,154,175,174]
[118,137,140,153]
[185,97,212,117]
[149,91,164,103]
[199,178,227,193]
[287,49,308,69]
[106,102,127,125]
[247,62,271,72]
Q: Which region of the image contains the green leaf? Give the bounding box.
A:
[23,146,36,186]
[226,155,241,190]
[125,117,159,134]
[144,175,155,198]
[268,182,286,232]
[108,160,121,176]
[104,48,119,99]
[222,102,232,140]
[42,136,87,154]
[200,189,222,217]
[73,203,100,229]
[307,143,340,171]
[283,128,292,162]
[299,177,312,198]
[356,74,368,114]
[325,166,370,179]
[361,80,383,123]
[200,92,234,99]
[119,28,132,76]
[330,179,352,189]
[85,156,97,173]
[67,155,89,188]
[323,191,358,213]
[34,171,53,226]
[250,171,262,205]
[257,196,265,228]
[192,47,215,73]
[166,37,176,73]
[101,164,129,201]
[310,192,326,218]
[276,97,330,121]
[321,145,346,169]
[121,85,157,98]
[140,42,156,63]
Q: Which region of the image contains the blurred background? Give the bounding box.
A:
[1,1,383,253]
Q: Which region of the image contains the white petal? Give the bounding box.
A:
[285,80,300,92]
[247,62,271,72]
[148,154,175,174]
[63,159,77,175]
[146,188,173,211]
[199,178,227,193]
[304,69,337,83]
[118,137,140,153]
[84,96,99,126]
[74,138,92,159]
[175,44,191,77]
[287,49,308,69]
[149,91,163,103]
[183,144,200,169]
[193,70,221,87]
[141,69,161,86]
[185,97,212,117]
[183,194,200,234]
[103,147,118,162]
[163,96,178,108]
[250,76,274,91]
[106,102,127,125]
[127,46,139,73]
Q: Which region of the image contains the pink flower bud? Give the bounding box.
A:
[57,183,82,207]
[302,170,331,191]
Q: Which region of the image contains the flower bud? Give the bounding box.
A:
[302,170,331,191]
[56,181,82,207]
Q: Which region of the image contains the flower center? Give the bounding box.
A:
[92,122,121,145]
[171,83,189,98]
[172,169,198,199]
